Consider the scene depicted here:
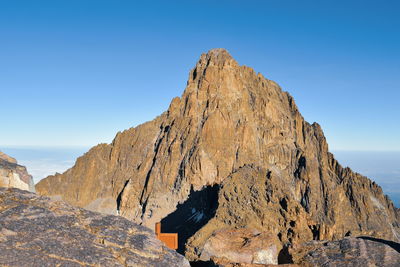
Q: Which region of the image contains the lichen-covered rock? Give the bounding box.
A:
[290,237,400,267]
[0,187,190,267]
[198,228,278,265]
[0,151,34,192]
[36,49,400,260]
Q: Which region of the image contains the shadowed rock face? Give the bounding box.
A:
[291,237,400,267]
[36,49,400,259]
[161,185,219,254]
[0,151,34,192]
[0,187,190,267]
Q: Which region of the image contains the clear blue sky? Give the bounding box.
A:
[1,0,399,150]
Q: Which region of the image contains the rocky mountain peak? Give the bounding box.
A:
[196,48,236,68]
[36,49,399,262]
[183,48,253,105]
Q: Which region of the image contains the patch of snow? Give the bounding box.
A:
[253,247,277,265]
[370,196,385,210]
[186,210,205,223]
[194,212,204,223]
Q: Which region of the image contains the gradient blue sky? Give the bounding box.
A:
[1,0,399,150]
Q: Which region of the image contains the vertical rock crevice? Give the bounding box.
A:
[116,179,130,214]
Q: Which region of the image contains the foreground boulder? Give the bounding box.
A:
[0,151,34,192]
[0,187,190,267]
[36,49,400,259]
[291,237,400,266]
[198,228,279,265]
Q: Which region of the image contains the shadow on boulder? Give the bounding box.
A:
[190,260,219,267]
[161,185,219,254]
[278,244,294,264]
[357,236,400,253]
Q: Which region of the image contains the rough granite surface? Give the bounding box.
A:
[36,49,400,260]
[0,187,190,267]
[291,237,400,267]
[199,227,278,265]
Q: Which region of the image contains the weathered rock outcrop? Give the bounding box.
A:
[0,187,190,266]
[36,49,400,260]
[199,228,279,265]
[0,151,34,192]
[290,237,400,266]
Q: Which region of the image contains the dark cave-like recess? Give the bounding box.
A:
[161,185,219,254]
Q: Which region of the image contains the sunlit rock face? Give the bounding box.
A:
[36,49,400,260]
[0,151,34,192]
[199,227,279,265]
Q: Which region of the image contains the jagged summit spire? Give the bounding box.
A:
[206,48,233,62]
[188,48,238,85]
[195,48,237,69]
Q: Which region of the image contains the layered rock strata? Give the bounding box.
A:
[0,187,190,267]
[36,49,400,260]
[0,151,34,192]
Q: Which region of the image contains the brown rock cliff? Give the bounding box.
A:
[36,49,400,260]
